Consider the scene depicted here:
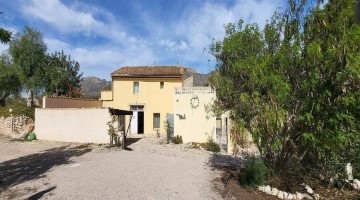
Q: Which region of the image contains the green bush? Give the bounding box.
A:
[164,119,173,144]
[241,157,268,187]
[204,138,220,152]
[208,0,360,188]
[0,98,35,119]
[172,135,183,144]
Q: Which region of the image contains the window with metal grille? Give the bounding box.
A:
[153,113,160,130]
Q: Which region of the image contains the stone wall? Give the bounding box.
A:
[0,115,34,135]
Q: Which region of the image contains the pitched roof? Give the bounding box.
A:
[111,66,187,77]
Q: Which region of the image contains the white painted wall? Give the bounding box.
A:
[174,87,217,143]
[35,108,112,144]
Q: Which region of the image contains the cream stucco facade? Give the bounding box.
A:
[102,77,182,135]
[100,90,112,101]
[173,87,217,142]
[173,87,236,153]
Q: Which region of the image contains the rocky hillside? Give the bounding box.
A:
[80,76,111,99]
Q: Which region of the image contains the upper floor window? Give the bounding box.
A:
[160,82,164,89]
[133,82,139,94]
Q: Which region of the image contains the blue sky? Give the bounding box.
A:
[0,0,285,80]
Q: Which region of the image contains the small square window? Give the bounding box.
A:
[153,113,160,130]
[133,82,139,94]
[160,82,164,89]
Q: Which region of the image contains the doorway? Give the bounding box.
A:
[138,111,144,134]
[130,105,144,134]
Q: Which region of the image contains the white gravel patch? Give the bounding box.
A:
[0,135,222,200]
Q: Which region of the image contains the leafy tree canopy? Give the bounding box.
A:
[0,54,21,107]
[0,12,11,44]
[44,50,83,97]
[209,0,360,187]
[9,26,47,106]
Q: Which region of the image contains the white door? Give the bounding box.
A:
[131,111,138,134]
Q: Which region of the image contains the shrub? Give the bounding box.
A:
[172,135,183,144]
[208,0,360,188]
[164,119,173,144]
[0,98,35,119]
[240,157,268,187]
[204,138,220,152]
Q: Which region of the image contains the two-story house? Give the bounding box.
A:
[101,66,187,135]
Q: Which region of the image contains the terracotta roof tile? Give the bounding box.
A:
[111,66,187,77]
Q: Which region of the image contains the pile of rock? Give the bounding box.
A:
[345,163,360,191]
[0,115,33,135]
[258,184,320,200]
[258,163,360,199]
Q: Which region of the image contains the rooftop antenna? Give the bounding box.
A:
[175,38,180,66]
[203,47,212,72]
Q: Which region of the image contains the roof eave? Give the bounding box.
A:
[111,74,183,78]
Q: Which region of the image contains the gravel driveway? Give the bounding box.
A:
[0,135,222,199]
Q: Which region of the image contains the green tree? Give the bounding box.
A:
[45,50,82,97]
[356,0,360,24]
[300,0,360,177]
[0,12,11,44]
[9,26,47,107]
[0,27,11,44]
[0,54,21,107]
[210,0,360,187]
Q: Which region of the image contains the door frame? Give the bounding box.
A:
[130,105,145,134]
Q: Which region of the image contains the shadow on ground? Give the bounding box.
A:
[123,137,142,151]
[208,153,245,170]
[26,186,56,200]
[0,145,92,192]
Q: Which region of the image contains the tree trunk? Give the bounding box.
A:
[0,92,10,107]
[27,89,34,107]
[0,98,5,107]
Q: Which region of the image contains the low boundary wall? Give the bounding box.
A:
[43,96,102,108]
[35,108,111,144]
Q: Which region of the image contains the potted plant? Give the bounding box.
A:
[156,129,160,138]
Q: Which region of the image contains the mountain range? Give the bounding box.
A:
[80,76,111,99]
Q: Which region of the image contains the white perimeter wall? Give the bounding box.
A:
[174,87,216,143]
[35,108,112,144]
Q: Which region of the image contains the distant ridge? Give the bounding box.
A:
[80,76,111,99]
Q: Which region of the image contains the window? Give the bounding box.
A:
[160,82,164,89]
[133,82,139,94]
[153,113,160,130]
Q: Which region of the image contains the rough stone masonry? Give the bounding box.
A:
[0,115,33,135]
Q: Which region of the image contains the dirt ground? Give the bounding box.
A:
[3,134,351,200]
